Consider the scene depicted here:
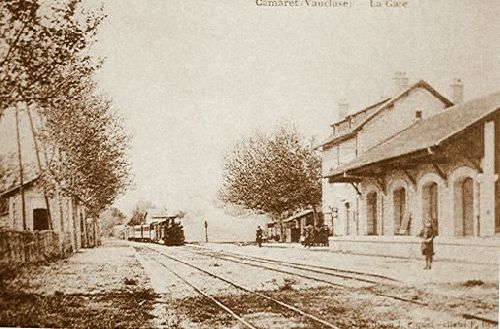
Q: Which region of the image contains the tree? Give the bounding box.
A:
[38,79,131,217]
[127,200,156,226]
[219,125,321,239]
[1,1,130,224]
[99,207,127,237]
[1,0,103,112]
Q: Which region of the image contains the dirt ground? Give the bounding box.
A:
[136,243,498,329]
[0,239,497,328]
[0,239,156,328]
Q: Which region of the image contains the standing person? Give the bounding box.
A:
[420,221,435,269]
[303,225,312,248]
[256,226,263,247]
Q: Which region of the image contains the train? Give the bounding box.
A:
[126,211,185,246]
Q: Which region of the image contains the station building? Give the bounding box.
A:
[317,73,500,263]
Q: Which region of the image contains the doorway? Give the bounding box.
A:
[366,192,377,235]
[422,182,438,235]
[454,177,474,236]
[33,208,49,230]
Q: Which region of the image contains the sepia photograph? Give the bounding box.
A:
[0,0,499,328]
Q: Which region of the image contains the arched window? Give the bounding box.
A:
[422,182,438,235]
[366,192,377,235]
[393,187,409,235]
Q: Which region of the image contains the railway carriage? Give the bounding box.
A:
[126,209,184,245]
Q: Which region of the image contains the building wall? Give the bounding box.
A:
[321,145,338,177]
[5,185,82,251]
[358,88,448,153]
[355,162,492,239]
[322,88,448,238]
[495,113,500,233]
[322,137,358,235]
[325,183,360,236]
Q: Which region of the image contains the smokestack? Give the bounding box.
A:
[393,71,409,95]
[451,78,464,104]
[337,98,349,121]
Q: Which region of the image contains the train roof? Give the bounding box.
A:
[143,208,180,224]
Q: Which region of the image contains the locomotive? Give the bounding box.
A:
[126,210,184,246]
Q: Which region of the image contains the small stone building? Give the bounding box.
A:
[0,177,100,252]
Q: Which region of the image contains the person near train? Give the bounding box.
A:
[303,225,313,248]
[256,226,263,247]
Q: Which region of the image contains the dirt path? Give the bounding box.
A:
[1,239,496,328]
[0,239,156,328]
[134,242,496,329]
[201,242,499,321]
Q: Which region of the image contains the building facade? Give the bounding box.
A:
[319,75,454,236]
[0,178,101,251]
[318,74,500,262]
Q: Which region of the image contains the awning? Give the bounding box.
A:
[283,209,313,223]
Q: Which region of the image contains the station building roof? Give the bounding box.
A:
[325,90,500,180]
[316,80,453,150]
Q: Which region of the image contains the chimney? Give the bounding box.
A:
[393,71,409,95]
[337,98,349,121]
[451,78,464,104]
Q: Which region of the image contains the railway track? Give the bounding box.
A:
[140,244,341,329]
[134,241,498,327]
[184,245,428,306]
[183,244,498,327]
[187,244,399,285]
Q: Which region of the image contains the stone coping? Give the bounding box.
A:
[329,235,500,247]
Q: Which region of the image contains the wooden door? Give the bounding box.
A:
[393,188,406,234]
[422,182,438,234]
[366,192,377,235]
[462,178,474,236]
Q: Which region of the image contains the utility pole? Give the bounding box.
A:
[26,106,53,230]
[204,220,208,243]
[15,104,26,230]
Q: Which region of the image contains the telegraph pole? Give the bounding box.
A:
[15,104,26,230]
[204,220,208,243]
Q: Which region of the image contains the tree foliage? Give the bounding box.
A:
[99,207,127,237]
[219,125,321,218]
[38,80,131,216]
[1,0,103,111]
[127,200,156,226]
[1,1,130,217]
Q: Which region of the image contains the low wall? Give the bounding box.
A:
[329,235,500,264]
[0,229,64,263]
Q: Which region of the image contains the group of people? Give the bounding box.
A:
[256,220,436,270]
[301,225,330,247]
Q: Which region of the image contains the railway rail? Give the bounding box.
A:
[184,245,428,306]
[184,243,499,326]
[134,241,498,327]
[140,245,341,329]
[187,244,399,284]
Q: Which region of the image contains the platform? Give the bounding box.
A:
[328,235,500,264]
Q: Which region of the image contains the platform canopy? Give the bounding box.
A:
[283,209,313,223]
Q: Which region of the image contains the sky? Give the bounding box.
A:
[91,0,500,215]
